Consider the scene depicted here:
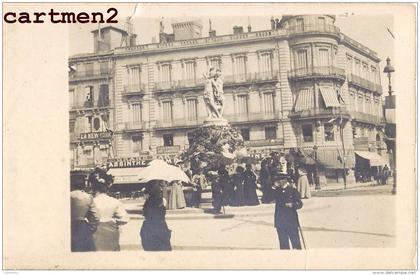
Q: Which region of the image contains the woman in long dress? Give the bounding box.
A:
[89,168,129,251]
[296,167,311,199]
[231,166,245,206]
[260,159,273,204]
[167,180,187,210]
[243,164,260,206]
[140,182,172,251]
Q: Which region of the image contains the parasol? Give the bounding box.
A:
[137,159,191,183]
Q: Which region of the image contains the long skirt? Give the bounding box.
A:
[140,220,172,251]
[297,176,311,199]
[168,184,186,210]
[244,185,260,206]
[93,221,120,251]
[71,220,95,252]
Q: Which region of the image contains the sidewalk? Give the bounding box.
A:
[123,181,389,220]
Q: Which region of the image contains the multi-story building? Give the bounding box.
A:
[69,15,388,183]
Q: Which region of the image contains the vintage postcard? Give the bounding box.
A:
[3,2,416,270]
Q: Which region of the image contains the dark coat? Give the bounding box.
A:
[243,169,260,206]
[270,184,303,229]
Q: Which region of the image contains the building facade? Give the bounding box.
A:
[69,15,387,182]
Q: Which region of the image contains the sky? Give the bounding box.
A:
[69,4,395,90]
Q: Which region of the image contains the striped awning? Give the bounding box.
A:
[294,90,314,111]
[320,87,341,108]
[355,151,389,167]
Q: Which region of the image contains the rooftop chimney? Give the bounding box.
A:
[233,26,244,35]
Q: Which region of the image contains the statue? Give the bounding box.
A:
[203,68,224,120]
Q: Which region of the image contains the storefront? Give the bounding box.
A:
[355,151,389,182]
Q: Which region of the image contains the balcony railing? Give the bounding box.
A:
[122,84,146,95]
[70,99,111,110]
[121,121,149,131]
[350,111,384,125]
[347,74,382,93]
[289,107,349,119]
[244,138,284,147]
[288,66,346,81]
[224,112,280,123]
[69,69,110,81]
[152,71,279,92]
[155,117,205,129]
[287,24,340,36]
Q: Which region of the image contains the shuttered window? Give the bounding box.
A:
[186,99,197,120]
[235,56,246,80]
[161,64,171,83]
[260,53,272,74]
[129,66,141,89]
[132,103,142,122]
[296,50,308,69]
[162,101,173,121]
[354,60,361,76]
[365,96,371,114]
[346,56,353,74]
[357,94,364,112]
[318,49,330,67]
[185,62,196,81]
[263,93,275,114]
[237,95,248,116]
[348,92,355,111]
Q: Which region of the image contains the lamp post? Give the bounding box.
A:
[383,57,396,194]
[313,145,321,190]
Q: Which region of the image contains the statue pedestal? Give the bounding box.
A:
[203,117,228,127]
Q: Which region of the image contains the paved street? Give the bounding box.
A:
[119,184,395,250]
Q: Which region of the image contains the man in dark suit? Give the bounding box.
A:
[270,174,303,249]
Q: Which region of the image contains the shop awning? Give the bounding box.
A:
[355,151,389,166]
[107,167,146,185]
[320,87,340,108]
[294,89,314,111]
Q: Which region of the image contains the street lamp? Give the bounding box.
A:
[383,57,396,194]
[313,145,321,190]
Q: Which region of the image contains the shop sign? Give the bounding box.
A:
[107,156,153,168]
[156,145,181,155]
[80,131,112,141]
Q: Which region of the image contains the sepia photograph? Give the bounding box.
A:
[3,2,416,270]
[69,5,398,252]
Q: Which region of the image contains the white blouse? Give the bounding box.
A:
[93,193,129,224]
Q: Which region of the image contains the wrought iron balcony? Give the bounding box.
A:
[289,107,349,120]
[122,84,146,96]
[347,74,382,94]
[287,24,340,37]
[288,66,346,81]
[154,117,205,129]
[70,99,111,111]
[69,69,110,82]
[121,121,149,131]
[224,112,280,124]
[350,111,384,125]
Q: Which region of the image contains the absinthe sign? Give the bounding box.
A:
[107,156,153,168]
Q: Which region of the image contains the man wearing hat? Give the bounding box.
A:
[270,173,303,249]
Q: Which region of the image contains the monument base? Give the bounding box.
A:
[203,117,229,127]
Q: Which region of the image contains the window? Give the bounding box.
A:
[160,63,171,83]
[296,18,304,31]
[346,55,353,74]
[318,17,326,28]
[186,99,198,120]
[318,48,330,67]
[98,84,109,107]
[260,52,272,74]
[100,62,108,75]
[352,126,357,138]
[85,86,94,107]
[128,66,141,89]
[208,57,221,70]
[69,89,75,108]
[237,95,248,116]
[85,62,94,76]
[131,135,143,153]
[241,128,250,141]
[184,61,196,81]
[263,93,275,114]
[362,63,368,79]
[324,123,335,141]
[357,94,364,112]
[69,120,75,133]
[163,134,174,146]
[354,59,361,76]
[348,91,355,111]
[187,133,194,145]
[234,55,247,80]
[296,49,308,69]
[93,117,101,131]
[131,103,142,123]
[162,101,173,121]
[302,124,313,142]
[265,127,277,140]
[365,96,371,114]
